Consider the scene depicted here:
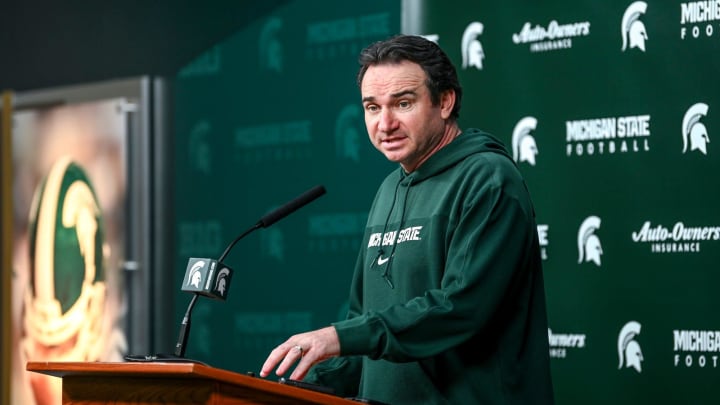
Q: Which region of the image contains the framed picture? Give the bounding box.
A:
[1,77,170,405]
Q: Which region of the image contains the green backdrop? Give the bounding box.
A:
[174,1,720,403]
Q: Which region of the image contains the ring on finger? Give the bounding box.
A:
[292,345,304,357]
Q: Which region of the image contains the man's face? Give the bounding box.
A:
[361,61,452,172]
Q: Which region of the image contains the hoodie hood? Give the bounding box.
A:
[408,128,514,183]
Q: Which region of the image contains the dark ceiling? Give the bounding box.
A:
[0,1,290,91]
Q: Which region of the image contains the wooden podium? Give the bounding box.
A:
[27,361,359,405]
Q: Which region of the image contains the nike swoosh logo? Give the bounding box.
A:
[377,256,390,265]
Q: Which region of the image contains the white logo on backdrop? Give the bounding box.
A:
[537,224,549,260]
[335,104,362,162]
[548,328,587,359]
[632,220,720,253]
[673,329,720,368]
[462,22,485,70]
[512,116,539,166]
[682,103,710,155]
[565,114,651,157]
[259,17,283,72]
[511,19,591,53]
[618,321,644,373]
[621,2,649,52]
[577,216,603,267]
[680,2,720,39]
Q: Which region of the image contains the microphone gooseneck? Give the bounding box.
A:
[218,223,261,263]
[172,185,327,359]
[174,293,199,357]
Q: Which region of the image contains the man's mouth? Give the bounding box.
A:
[381,136,406,148]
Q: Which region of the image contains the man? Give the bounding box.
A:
[260,34,554,404]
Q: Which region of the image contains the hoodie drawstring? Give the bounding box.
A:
[372,173,413,289]
[372,179,401,272]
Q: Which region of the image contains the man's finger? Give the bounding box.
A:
[275,345,304,376]
[289,356,312,381]
[260,345,291,377]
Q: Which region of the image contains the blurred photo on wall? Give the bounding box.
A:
[11,99,129,405]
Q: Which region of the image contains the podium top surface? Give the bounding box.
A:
[27,362,359,405]
[28,361,224,379]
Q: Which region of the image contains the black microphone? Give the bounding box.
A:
[172,185,327,358]
[215,185,326,263]
[258,185,326,228]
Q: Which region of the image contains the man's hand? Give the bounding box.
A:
[259,326,341,380]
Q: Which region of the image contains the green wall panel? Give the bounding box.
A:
[173,0,399,375]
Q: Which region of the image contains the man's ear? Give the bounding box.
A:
[439,90,456,120]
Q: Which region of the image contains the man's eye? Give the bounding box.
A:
[366,105,379,112]
[398,101,411,109]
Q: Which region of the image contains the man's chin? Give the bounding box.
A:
[381,150,407,164]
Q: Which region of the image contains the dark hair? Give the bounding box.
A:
[357,35,463,121]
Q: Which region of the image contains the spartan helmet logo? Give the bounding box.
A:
[682,103,710,155]
[335,104,361,162]
[187,261,206,288]
[259,17,283,72]
[462,22,485,70]
[23,157,108,364]
[621,2,648,52]
[618,321,644,373]
[577,216,603,267]
[512,116,539,166]
[214,267,231,297]
[188,120,211,174]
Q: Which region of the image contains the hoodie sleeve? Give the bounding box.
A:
[331,168,540,361]
[303,355,362,397]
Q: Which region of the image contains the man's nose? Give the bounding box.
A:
[378,108,398,132]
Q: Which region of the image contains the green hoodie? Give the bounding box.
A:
[306,129,554,405]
